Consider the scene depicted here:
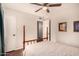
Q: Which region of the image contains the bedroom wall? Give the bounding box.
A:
[3,7,56,52]
[3,7,39,52]
[50,3,79,47]
[3,8,24,52]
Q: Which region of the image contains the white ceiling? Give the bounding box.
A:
[2,3,79,19]
[2,3,52,17]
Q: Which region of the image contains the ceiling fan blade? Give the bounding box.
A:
[46,9,50,13]
[43,3,48,6]
[35,8,42,12]
[49,3,62,7]
[31,3,42,6]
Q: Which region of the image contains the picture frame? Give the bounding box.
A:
[74,21,79,32]
[59,22,67,32]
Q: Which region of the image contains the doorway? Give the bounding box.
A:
[37,21,43,42]
[37,20,51,42]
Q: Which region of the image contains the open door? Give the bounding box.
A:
[37,21,43,42]
[37,20,51,42]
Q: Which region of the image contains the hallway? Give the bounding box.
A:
[24,41,79,56]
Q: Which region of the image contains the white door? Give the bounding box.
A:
[4,15,16,52]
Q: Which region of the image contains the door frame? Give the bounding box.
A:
[49,20,51,41]
[37,20,51,42]
[43,20,51,41]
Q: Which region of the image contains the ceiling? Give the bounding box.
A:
[2,3,51,17]
[2,3,79,19]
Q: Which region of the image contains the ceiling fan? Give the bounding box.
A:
[31,3,62,13]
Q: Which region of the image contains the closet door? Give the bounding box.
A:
[3,9,17,52]
[5,15,16,52]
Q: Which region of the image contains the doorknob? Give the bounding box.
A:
[13,34,15,36]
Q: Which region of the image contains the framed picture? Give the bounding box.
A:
[74,21,79,32]
[59,22,67,32]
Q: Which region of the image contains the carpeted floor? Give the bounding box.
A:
[23,41,79,56]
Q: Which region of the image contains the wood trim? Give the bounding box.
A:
[49,20,51,41]
[25,39,37,45]
[6,48,23,56]
[46,27,48,40]
[23,25,25,50]
[25,37,48,43]
[43,37,48,40]
[25,39,37,42]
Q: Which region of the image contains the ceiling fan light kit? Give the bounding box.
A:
[42,7,48,10]
[31,3,62,13]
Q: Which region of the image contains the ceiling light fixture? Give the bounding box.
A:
[42,7,48,10]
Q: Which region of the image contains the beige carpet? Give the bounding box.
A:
[23,41,79,56]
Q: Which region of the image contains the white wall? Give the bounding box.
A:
[3,8,23,52]
[22,12,38,41]
[50,3,79,47]
[43,20,49,38]
[3,7,39,52]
